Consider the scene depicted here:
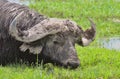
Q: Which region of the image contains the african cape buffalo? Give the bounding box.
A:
[0,0,96,68]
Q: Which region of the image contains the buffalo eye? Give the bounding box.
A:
[53,40,59,44]
[53,40,64,46]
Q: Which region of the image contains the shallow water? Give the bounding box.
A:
[99,37,120,51]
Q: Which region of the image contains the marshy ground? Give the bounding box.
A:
[0,0,120,79]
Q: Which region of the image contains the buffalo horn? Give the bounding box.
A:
[77,18,96,46]
[9,12,67,43]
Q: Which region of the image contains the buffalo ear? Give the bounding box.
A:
[19,43,43,54]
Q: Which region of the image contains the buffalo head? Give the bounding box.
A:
[9,12,96,68]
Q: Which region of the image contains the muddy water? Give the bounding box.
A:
[99,37,120,51]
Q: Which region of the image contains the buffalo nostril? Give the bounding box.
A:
[67,61,80,69]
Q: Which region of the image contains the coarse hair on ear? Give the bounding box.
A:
[19,43,43,54]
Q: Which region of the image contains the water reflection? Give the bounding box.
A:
[99,37,120,51]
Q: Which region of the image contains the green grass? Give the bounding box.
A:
[0,0,120,79]
[0,47,120,79]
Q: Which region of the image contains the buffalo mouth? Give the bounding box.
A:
[66,60,80,69]
[48,59,80,69]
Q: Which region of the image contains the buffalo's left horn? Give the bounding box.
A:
[77,18,96,46]
[9,12,68,43]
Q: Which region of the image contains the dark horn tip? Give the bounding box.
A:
[88,18,96,29]
[86,18,96,40]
